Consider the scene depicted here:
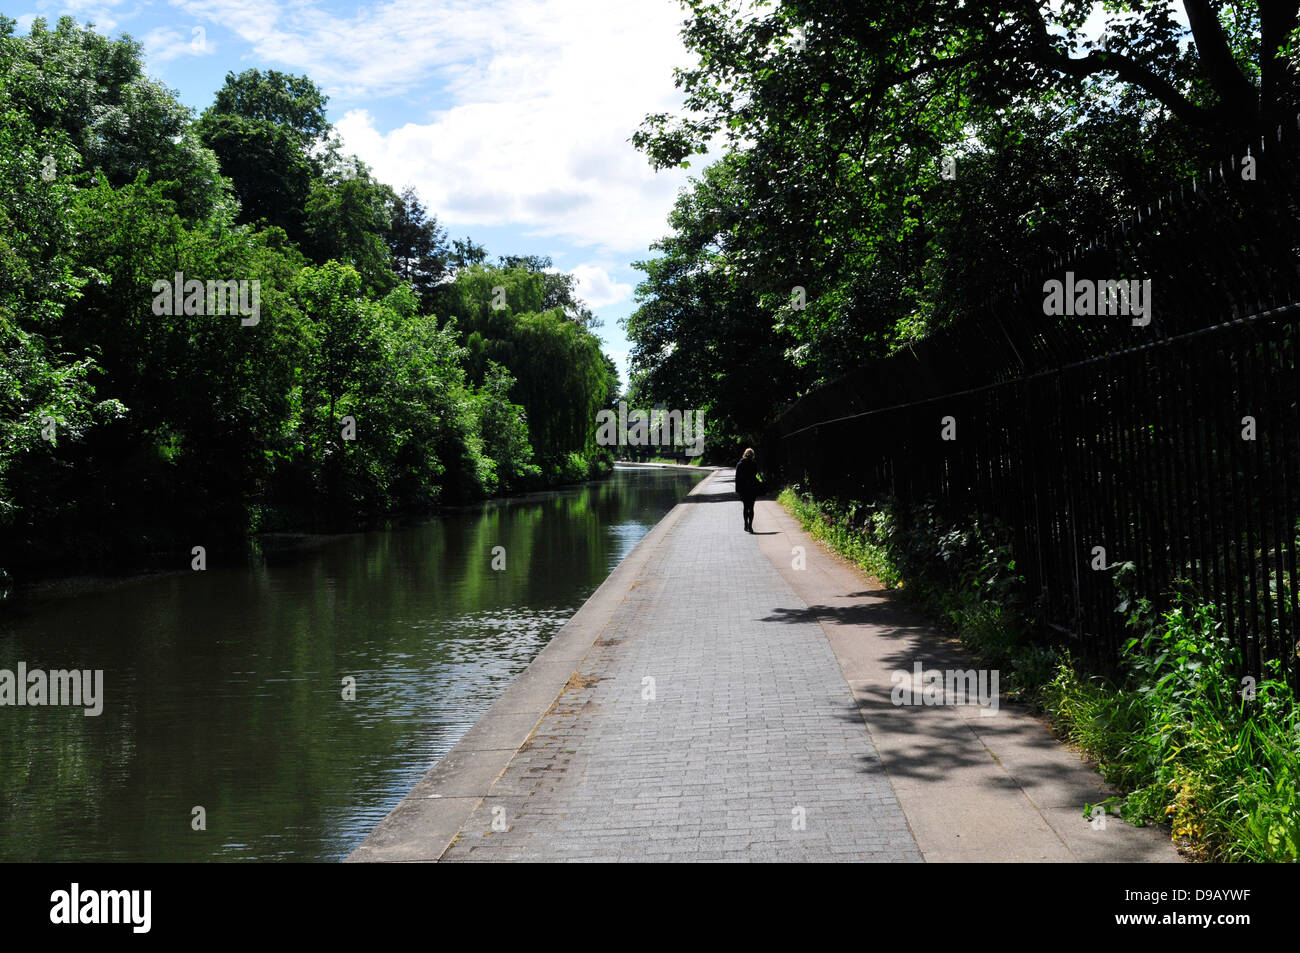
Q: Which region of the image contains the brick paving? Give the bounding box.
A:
[441,471,921,862]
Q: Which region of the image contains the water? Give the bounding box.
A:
[0,466,704,861]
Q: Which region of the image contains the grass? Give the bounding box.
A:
[779,486,1300,862]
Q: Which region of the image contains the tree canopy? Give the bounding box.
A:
[0,16,615,580]
[623,0,1298,446]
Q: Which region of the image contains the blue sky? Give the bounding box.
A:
[11,0,706,384]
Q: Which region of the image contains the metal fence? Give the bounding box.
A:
[768,121,1300,678]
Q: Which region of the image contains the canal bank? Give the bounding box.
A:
[348,469,1181,862]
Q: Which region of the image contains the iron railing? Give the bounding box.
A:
[768,120,1300,678]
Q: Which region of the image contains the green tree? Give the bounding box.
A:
[472,361,540,492]
[386,185,451,310]
[496,254,599,329]
[1,15,225,222]
[0,15,603,582]
[197,69,332,242]
[303,156,397,294]
[197,113,316,239]
[209,69,330,143]
[443,264,612,474]
[624,159,804,454]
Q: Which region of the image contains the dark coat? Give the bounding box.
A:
[735,457,759,500]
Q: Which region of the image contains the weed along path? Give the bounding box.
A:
[348,470,1181,863]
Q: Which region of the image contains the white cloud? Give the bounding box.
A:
[570,264,632,309]
[141,24,215,64]
[337,103,690,252]
[168,0,703,254]
[168,0,278,47]
[171,0,493,97]
[32,0,129,31]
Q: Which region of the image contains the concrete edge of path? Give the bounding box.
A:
[345,468,721,863]
[613,460,717,473]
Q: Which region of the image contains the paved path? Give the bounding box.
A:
[350,469,1181,863]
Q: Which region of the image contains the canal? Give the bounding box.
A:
[0,465,705,861]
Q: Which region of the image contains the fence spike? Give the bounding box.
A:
[1278,124,1283,142]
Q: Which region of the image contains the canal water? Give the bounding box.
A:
[0,466,704,861]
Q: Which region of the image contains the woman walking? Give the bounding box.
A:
[735,447,759,533]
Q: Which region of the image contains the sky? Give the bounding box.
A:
[10,0,707,384]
